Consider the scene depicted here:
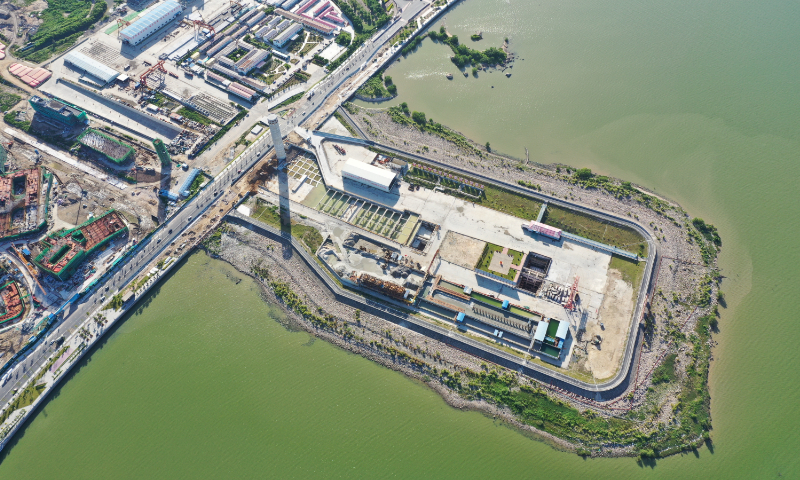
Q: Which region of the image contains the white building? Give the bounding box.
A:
[120,0,182,46]
[341,159,397,192]
[273,23,302,47]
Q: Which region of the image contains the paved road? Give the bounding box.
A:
[0,0,442,408]
[0,127,279,406]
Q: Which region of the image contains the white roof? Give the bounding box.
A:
[120,1,182,39]
[64,51,120,84]
[533,320,549,342]
[342,158,396,188]
[555,321,569,339]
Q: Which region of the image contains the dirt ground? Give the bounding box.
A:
[583,268,635,380]
[438,231,486,269]
[0,327,24,367]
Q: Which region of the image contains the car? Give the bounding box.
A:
[168,229,173,234]
[187,216,193,222]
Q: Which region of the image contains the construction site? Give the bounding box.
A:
[238,126,644,377]
[0,147,52,242]
[76,129,135,165]
[32,210,128,281]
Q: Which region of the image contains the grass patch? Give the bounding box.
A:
[481,184,542,220]
[0,382,46,424]
[192,109,247,158]
[0,92,22,111]
[251,201,324,254]
[16,0,107,63]
[270,92,304,110]
[177,107,215,126]
[333,110,359,137]
[609,254,646,296]
[474,243,517,281]
[652,354,677,384]
[4,111,31,132]
[542,205,647,256]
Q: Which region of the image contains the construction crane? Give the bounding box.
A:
[10,244,46,295]
[564,275,580,311]
[139,59,168,91]
[116,18,131,38]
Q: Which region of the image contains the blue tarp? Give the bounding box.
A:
[502,300,510,309]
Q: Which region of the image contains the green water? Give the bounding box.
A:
[2,0,800,477]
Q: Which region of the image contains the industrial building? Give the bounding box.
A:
[28,96,88,126]
[275,8,336,35]
[273,22,303,47]
[120,0,183,46]
[63,51,120,85]
[341,159,397,192]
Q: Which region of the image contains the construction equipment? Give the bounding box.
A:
[10,244,46,295]
[564,275,580,311]
[139,60,167,91]
[116,18,131,38]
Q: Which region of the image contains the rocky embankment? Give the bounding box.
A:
[212,225,585,453]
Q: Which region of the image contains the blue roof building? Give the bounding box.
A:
[120,1,183,46]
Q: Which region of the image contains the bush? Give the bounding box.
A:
[574,168,593,180]
[383,75,393,86]
[335,31,352,46]
[386,84,397,95]
[411,111,426,124]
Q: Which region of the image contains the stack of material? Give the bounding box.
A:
[8,64,52,88]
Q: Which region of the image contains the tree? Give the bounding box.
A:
[399,102,410,115]
[383,75,393,86]
[335,31,352,46]
[574,168,593,180]
[387,84,397,95]
[411,111,426,124]
[485,142,491,152]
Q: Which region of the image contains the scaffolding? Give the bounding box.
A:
[152,138,172,166]
[77,129,135,164]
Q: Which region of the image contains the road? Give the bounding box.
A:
[0,126,278,406]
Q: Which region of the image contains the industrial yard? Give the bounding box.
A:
[243,132,644,377]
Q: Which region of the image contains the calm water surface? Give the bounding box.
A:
[2,0,799,477]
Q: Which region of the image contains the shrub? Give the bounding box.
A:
[411,111,426,124]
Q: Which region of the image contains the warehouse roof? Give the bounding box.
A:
[120,1,182,39]
[533,320,549,342]
[342,159,396,189]
[555,320,569,339]
[64,51,119,84]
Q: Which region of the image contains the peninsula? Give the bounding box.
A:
[0,0,720,462]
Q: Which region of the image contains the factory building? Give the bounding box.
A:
[64,51,120,85]
[29,96,88,126]
[120,0,183,46]
[341,159,397,192]
[273,23,303,47]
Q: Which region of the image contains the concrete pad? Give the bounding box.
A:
[488,251,512,275]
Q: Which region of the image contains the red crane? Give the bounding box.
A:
[139,60,167,90]
[564,275,580,311]
[116,18,131,38]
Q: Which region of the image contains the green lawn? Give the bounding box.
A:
[609,254,646,297]
[543,205,647,256]
[177,107,215,125]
